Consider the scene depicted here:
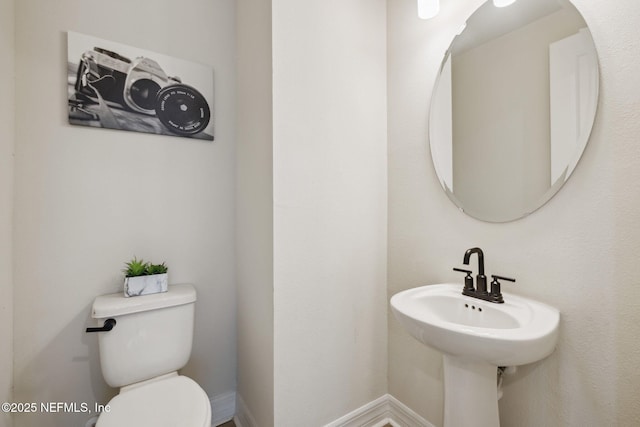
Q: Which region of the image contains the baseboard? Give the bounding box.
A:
[323,395,392,427]
[234,393,258,427]
[323,394,434,427]
[385,395,434,427]
[231,393,433,427]
[211,390,236,426]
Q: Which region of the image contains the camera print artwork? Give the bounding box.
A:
[67,31,214,140]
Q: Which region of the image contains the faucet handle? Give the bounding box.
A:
[453,268,474,294]
[492,275,515,283]
[489,275,516,303]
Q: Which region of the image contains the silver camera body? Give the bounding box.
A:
[74,47,211,136]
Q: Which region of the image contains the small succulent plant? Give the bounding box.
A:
[146,262,168,275]
[123,257,168,277]
[123,257,148,277]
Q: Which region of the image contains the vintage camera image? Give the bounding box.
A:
[67,31,214,140]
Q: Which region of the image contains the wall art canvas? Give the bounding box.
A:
[67,31,214,140]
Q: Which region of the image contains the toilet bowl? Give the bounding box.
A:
[88,284,211,427]
[96,373,211,427]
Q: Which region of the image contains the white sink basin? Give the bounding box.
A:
[390,283,560,367]
[391,283,560,426]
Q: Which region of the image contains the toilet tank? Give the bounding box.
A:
[91,284,196,388]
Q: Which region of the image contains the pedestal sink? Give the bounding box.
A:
[390,284,560,427]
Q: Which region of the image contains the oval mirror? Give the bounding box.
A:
[429,0,599,222]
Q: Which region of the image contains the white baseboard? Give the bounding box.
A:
[231,393,433,427]
[323,394,434,427]
[211,391,236,426]
[234,393,258,427]
[385,395,434,427]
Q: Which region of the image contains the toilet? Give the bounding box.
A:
[88,283,211,427]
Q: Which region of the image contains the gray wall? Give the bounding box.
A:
[0,0,15,426]
[236,0,388,426]
[236,0,275,425]
[272,0,388,425]
[11,1,236,426]
[388,0,640,425]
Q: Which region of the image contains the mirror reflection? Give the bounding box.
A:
[429,0,599,222]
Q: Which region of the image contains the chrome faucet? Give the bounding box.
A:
[453,247,516,303]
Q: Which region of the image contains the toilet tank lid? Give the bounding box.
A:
[92,283,196,318]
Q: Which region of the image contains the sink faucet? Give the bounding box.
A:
[463,247,487,296]
[454,247,516,303]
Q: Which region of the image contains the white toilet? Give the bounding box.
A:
[89,283,211,427]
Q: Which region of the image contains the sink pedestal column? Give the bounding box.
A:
[443,355,500,427]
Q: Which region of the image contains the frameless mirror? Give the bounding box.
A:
[429,0,599,222]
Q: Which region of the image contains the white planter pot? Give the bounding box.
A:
[124,273,168,297]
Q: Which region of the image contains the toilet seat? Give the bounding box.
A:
[96,375,211,427]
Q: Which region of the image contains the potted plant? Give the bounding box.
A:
[123,257,169,297]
